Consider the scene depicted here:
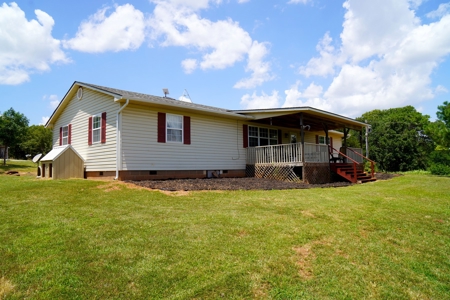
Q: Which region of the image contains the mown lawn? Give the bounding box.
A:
[0,160,37,174]
[0,173,449,299]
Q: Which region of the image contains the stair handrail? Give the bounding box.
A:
[344,147,376,179]
[329,146,359,183]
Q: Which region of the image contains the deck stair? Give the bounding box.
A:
[330,163,376,183]
[329,146,377,184]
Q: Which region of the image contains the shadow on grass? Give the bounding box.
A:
[0,160,37,174]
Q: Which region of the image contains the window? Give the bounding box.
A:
[88,113,106,145]
[249,126,278,147]
[61,126,69,145]
[167,114,183,143]
[92,115,101,143]
[318,135,330,145]
[158,113,190,144]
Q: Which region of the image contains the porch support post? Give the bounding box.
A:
[343,127,349,148]
[300,113,305,162]
[322,123,330,161]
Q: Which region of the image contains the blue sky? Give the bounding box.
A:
[1,0,449,125]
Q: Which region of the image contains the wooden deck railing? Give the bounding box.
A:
[246,143,302,165]
[246,143,367,168]
[304,143,329,162]
[344,147,376,178]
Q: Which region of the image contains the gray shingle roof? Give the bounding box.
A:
[77,81,233,115]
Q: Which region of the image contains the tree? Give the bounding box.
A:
[0,108,29,165]
[21,125,53,157]
[358,106,433,172]
[427,101,450,149]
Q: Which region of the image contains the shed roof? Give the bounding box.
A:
[41,145,85,162]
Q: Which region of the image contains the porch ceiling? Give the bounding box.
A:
[250,112,364,132]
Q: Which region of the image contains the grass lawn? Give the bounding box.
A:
[0,173,449,299]
[0,160,37,174]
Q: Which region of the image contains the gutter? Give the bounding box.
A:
[115,99,129,180]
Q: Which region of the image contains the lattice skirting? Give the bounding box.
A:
[246,164,301,182]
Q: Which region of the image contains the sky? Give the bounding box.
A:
[1,0,449,125]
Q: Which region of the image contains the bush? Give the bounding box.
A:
[429,163,450,176]
[428,150,450,175]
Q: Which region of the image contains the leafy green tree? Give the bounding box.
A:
[358,106,433,172]
[0,108,29,165]
[21,125,53,157]
[427,101,450,149]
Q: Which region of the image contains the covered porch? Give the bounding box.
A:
[235,107,375,184]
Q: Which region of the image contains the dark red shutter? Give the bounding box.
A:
[278,129,282,144]
[59,127,62,146]
[243,124,248,148]
[88,117,93,145]
[315,135,319,144]
[330,137,333,148]
[68,124,72,145]
[157,112,166,143]
[183,116,191,145]
[101,112,107,143]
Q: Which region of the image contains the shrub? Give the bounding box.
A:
[428,150,450,175]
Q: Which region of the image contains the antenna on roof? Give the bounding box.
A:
[180,89,193,103]
[162,88,169,98]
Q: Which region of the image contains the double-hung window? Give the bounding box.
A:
[166,114,183,143]
[61,126,69,145]
[92,115,101,144]
[318,135,330,145]
[249,126,278,147]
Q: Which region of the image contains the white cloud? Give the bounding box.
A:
[181,59,198,73]
[234,41,274,89]
[43,94,60,109]
[283,81,330,110]
[299,32,338,77]
[149,0,273,87]
[238,0,250,3]
[292,0,450,117]
[40,116,49,125]
[0,3,68,85]
[240,91,280,109]
[63,4,146,53]
[427,3,450,19]
[288,0,311,4]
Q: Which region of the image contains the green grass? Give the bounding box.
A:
[0,160,37,174]
[1,174,449,299]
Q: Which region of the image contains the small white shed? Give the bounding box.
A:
[40,145,85,179]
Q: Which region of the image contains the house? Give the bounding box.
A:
[44,81,375,183]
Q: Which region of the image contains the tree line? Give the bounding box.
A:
[1,102,449,173]
[0,108,52,166]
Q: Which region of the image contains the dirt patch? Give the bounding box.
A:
[293,244,315,279]
[375,172,402,180]
[128,177,353,191]
[0,277,15,298]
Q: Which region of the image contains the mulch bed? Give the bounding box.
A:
[128,173,400,191]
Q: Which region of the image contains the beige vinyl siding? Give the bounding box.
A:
[121,104,246,171]
[52,89,119,171]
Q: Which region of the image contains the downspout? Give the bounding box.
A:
[115,99,130,180]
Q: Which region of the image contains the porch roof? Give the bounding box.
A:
[232,107,368,131]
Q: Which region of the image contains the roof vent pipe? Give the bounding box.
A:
[163,88,169,98]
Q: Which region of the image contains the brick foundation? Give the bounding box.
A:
[86,169,246,181]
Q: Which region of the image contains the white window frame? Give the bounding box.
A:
[62,125,69,145]
[166,114,183,143]
[249,126,278,147]
[92,114,101,144]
